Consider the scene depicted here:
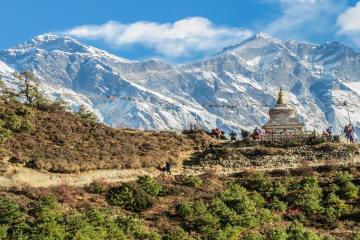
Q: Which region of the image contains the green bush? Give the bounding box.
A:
[0,197,23,224]
[106,183,154,212]
[20,119,35,134]
[0,127,11,143]
[65,209,128,240]
[243,232,265,240]
[268,197,287,213]
[182,175,203,188]
[137,175,165,197]
[246,172,271,192]
[218,183,256,215]
[266,228,288,240]
[163,227,194,240]
[76,105,97,124]
[295,177,323,216]
[15,105,35,117]
[29,195,66,240]
[249,191,265,208]
[353,230,360,240]
[0,225,8,240]
[266,181,288,199]
[176,201,220,235]
[3,111,22,132]
[335,172,358,200]
[286,221,322,240]
[323,193,350,224]
[9,222,32,240]
[116,215,161,240]
[208,198,241,227]
[211,225,243,240]
[86,181,109,194]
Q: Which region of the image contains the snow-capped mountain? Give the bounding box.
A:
[0,32,359,135]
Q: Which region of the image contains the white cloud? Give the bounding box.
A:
[338,2,360,34]
[337,1,360,46]
[264,0,346,40]
[63,17,253,59]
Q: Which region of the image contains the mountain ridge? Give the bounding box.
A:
[0,33,359,135]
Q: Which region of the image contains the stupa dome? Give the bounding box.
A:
[262,87,303,133]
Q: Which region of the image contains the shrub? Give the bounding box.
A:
[266,181,288,199]
[3,111,22,132]
[353,230,360,240]
[0,127,11,143]
[335,172,359,200]
[176,201,220,235]
[176,202,195,220]
[257,208,273,224]
[210,225,243,240]
[106,183,154,212]
[116,215,161,240]
[0,225,8,239]
[182,175,203,188]
[249,191,265,208]
[218,183,256,215]
[86,180,110,194]
[20,119,35,133]
[76,105,97,124]
[246,172,271,192]
[295,177,323,216]
[286,221,322,240]
[28,195,66,240]
[243,232,265,240]
[15,105,34,116]
[268,197,287,213]
[137,175,165,197]
[9,221,32,240]
[65,211,106,239]
[0,197,23,224]
[266,228,288,240]
[208,198,240,227]
[45,99,70,112]
[163,227,194,240]
[322,237,336,240]
[323,193,350,224]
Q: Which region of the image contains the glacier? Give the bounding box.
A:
[0,32,360,136]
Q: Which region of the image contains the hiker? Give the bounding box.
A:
[213,128,221,139]
[165,162,172,175]
[347,125,354,143]
[252,127,261,141]
[326,126,333,136]
[229,131,237,141]
[344,124,349,138]
[241,129,250,140]
[349,131,354,143]
[322,130,329,138]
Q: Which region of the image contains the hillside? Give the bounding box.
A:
[0,33,360,135]
[0,166,360,239]
[0,91,359,239]
[0,97,214,174]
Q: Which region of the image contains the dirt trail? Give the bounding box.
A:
[1,158,359,188]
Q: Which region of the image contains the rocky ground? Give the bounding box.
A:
[185,141,360,170]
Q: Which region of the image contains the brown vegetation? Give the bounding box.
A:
[0,99,214,173]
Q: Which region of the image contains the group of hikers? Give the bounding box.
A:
[321,125,355,143]
[210,128,239,141]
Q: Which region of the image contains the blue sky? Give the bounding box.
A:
[1,0,360,62]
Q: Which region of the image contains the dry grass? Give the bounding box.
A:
[0,100,214,173]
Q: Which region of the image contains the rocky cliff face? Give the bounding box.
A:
[0,33,359,135]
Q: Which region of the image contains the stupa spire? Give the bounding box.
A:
[276,87,285,105]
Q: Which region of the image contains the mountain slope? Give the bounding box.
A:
[0,33,359,135]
